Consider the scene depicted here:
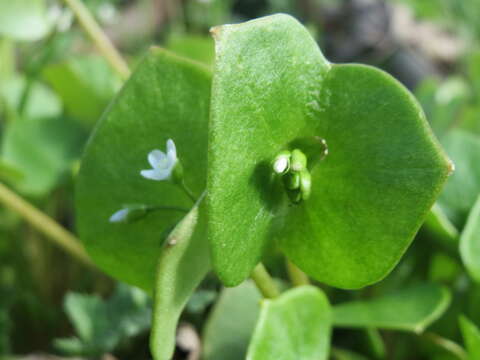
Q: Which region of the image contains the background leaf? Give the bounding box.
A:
[460,195,480,282]
[332,283,451,333]
[43,55,121,127]
[459,315,480,360]
[0,0,50,41]
[202,281,261,360]
[246,285,332,360]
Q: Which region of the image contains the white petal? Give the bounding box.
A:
[166,139,177,162]
[109,208,129,223]
[140,168,171,181]
[148,149,167,169]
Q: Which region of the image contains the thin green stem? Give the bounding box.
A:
[422,332,468,360]
[180,181,197,203]
[0,182,95,268]
[149,205,190,213]
[61,0,130,80]
[251,263,280,299]
[286,259,310,286]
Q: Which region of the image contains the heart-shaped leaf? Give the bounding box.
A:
[460,195,480,283]
[76,48,211,291]
[332,283,451,333]
[208,14,451,288]
[247,285,332,360]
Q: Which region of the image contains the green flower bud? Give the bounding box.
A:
[291,149,307,172]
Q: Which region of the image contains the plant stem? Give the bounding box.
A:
[251,263,280,298]
[180,181,197,203]
[0,182,95,268]
[422,332,468,360]
[286,259,310,286]
[61,0,130,80]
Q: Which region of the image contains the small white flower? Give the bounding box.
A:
[109,208,129,223]
[140,139,177,181]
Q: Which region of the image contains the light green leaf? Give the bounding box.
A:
[1,115,85,196]
[439,130,480,227]
[54,283,151,356]
[460,195,480,282]
[459,315,480,360]
[76,48,211,291]
[246,285,331,360]
[166,34,214,66]
[202,281,261,360]
[208,14,451,288]
[150,199,210,360]
[0,76,62,119]
[0,0,50,41]
[43,55,121,126]
[423,203,459,250]
[332,283,451,333]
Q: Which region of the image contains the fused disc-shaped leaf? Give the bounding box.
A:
[460,195,480,283]
[247,286,332,360]
[76,49,211,291]
[332,283,451,333]
[208,14,451,288]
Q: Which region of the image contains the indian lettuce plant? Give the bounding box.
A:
[75,14,458,360]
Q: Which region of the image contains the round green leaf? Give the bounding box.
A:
[246,285,332,360]
[76,48,211,291]
[207,14,451,288]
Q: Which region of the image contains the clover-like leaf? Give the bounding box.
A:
[208,14,451,288]
[246,285,332,360]
[332,283,451,333]
[75,48,211,291]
